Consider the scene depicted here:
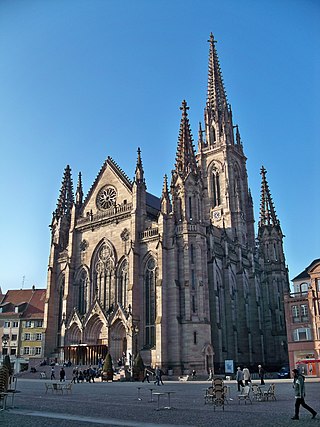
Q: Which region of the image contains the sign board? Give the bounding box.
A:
[225,359,234,374]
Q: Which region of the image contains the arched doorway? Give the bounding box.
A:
[109,320,127,364]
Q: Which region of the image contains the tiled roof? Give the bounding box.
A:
[291,258,320,282]
[0,288,46,318]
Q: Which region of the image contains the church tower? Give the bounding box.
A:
[169,100,213,373]
[257,166,289,366]
[44,165,75,356]
[198,33,255,247]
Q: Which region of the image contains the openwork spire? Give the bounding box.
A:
[76,172,83,206]
[135,147,144,184]
[259,166,279,227]
[55,165,74,218]
[174,100,198,179]
[161,174,171,214]
[206,33,228,118]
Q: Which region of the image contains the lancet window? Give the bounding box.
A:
[212,171,221,207]
[93,242,115,310]
[118,259,128,308]
[145,257,156,347]
[78,269,88,315]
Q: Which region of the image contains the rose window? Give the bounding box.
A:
[96,186,117,210]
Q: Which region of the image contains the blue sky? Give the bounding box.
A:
[0,0,319,292]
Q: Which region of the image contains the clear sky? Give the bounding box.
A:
[0,0,319,292]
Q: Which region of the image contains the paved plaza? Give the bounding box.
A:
[0,378,319,427]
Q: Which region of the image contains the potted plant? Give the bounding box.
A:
[133,352,145,381]
[102,353,114,381]
[3,354,13,375]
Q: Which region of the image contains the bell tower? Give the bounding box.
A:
[197,34,255,247]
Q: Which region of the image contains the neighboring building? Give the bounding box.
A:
[284,259,320,377]
[44,34,289,375]
[0,287,46,372]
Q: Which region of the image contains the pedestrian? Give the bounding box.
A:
[60,367,66,382]
[154,366,160,386]
[50,367,55,380]
[71,368,78,384]
[159,368,164,385]
[258,364,265,385]
[291,368,317,420]
[243,367,251,385]
[207,368,213,381]
[236,366,244,391]
[191,369,196,380]
[142,367,151,383]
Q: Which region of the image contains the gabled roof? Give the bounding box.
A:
[291,258,320,282]
[82,156,133,210]
[0,288,46,319]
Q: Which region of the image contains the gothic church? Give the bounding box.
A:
[44,34,289,374]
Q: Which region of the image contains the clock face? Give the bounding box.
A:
[96,186,117,210]
[213,211,221,220]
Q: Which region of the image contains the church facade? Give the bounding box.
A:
[44,34,289,374]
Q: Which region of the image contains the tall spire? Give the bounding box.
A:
[206,33,228,119]
[134,147,144,184]
[75,172,83,207]
[174,100,198,179]
[55,165,74,219]
[259,166,279,227]
[160,174,171,214]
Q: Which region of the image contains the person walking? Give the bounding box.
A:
[154,366,160,386]
[291,369,317,420]
[243,367,251,385]
[142,367,151,383]
[236,367,244,391]
[207,368,213,381]
[50,366,55,380]
[59,367,66,382]
[258,365,265,385]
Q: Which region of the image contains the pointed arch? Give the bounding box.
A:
[67,322,82,345]
[117,256,129,308]
[84,313,108,345]
[91,239,117,310]
[208,161,222,207]
[74,265,90,315]
[143,253,157,348]
[233,163,243,211]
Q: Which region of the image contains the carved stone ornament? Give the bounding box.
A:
[121,228,130,241]
[80,239,89,252]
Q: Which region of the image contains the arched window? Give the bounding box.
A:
[78,270,88,315]
[145,257,156,347]
[57,275,65,347]
[58,276,65,328]
[300,282,309,294]
[212,171,221,207]
[92,242,115,310]
[118,259,128,308]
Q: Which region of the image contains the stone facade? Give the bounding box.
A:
[44,34,289,375]
[284,259,320,377]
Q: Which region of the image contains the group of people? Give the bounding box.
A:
[71,366,97,383]
[235,366,259,391]
[235,364,317,420]
[141,366,164,385]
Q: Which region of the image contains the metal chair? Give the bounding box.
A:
[264,383,276,401]
[238,385,252,404]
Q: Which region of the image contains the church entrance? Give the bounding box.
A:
[109,320,127,365]
[62,343,108,366]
